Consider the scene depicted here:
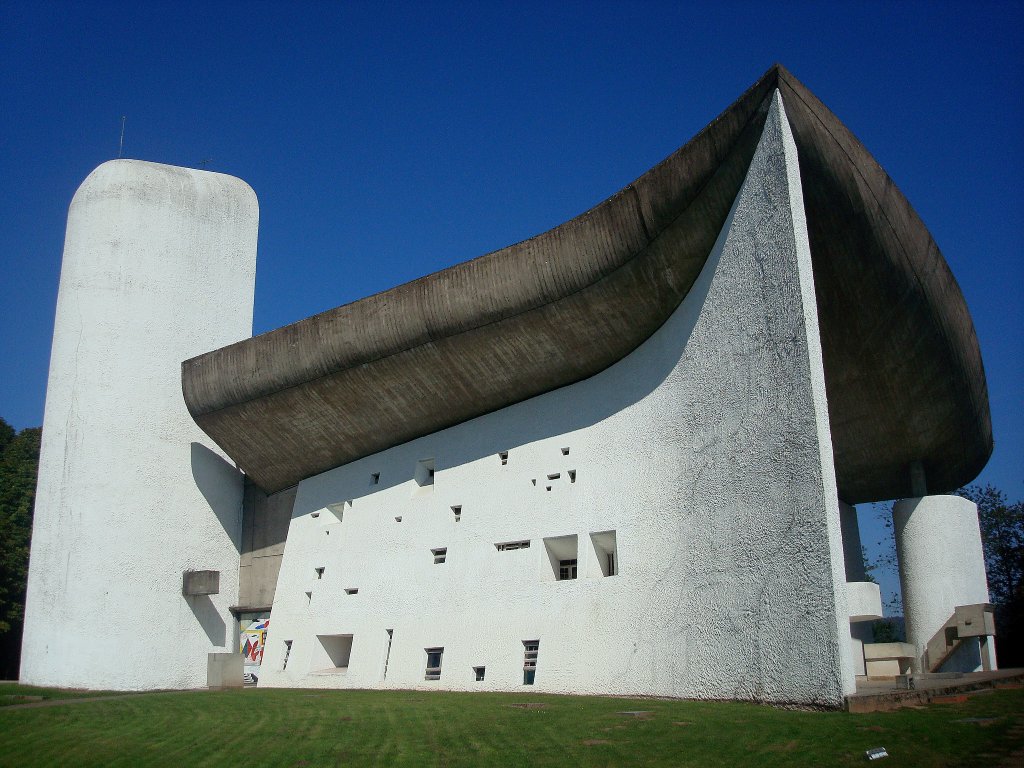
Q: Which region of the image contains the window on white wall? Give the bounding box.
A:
[415,458,435,487]
[590,530,618,577]
[425,647,444,680]
[316,634,353,671]
[499,451,509,465]
[282,640,293,670]
[495,540,530,551]
[473,666,485,681]
[432,547,447,564]
[523,640,539,684]
[543,535,578,581]
[451,505,461,522]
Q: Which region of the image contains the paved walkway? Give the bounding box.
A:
[847,668,1024,712]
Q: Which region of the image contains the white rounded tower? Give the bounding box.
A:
[21,160,258,690]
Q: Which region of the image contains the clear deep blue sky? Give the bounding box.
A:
[1,2,1021,600]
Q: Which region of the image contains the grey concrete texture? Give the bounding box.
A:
[236,481,295,610]
[181,65,991,502]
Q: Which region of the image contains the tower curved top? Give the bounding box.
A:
[181,65,991,502]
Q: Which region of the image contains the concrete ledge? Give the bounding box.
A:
[847,669,1024,713]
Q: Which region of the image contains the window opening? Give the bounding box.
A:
[416,458,435,487]
[282,640,293,670]
[495,540,530,551]
[425,647,444,680]
[473,666,486,681]
[316,634,353,670]
[547,473,560,480]
[523,640,539,685]
[544,535,578,581]
[311,511,320,518]
[305,590,312,604]
[561,447,570,456]
[499,451,509,465]
[590,530,618,577]
[382,629,394,680]
[432,547,447,564]
[452,505,462,522]
[345,587,359,595]
[568,470,576,483]
[371,472,380,485]
[559,559,578,581]
[395,516,402,522]
[315,567,325,580]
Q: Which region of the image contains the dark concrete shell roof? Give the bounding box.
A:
[182,65,992,502]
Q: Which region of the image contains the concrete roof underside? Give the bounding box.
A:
[182,65,992,503]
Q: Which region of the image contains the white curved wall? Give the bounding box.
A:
[21,160,258,690]
[259,92,853,706]
[893,494,990,672]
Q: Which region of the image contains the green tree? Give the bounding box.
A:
[0,416,41,679]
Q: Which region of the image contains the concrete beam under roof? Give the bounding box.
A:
[181,65,991,503]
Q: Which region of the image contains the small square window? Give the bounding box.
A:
[314,567,325,580]
[416,458,435,487]
[473,666,485,681]
[558,558,578,581]
[452,505,462,522]
[344,587,358,595]
[371,472,380,485]
[425,647,444,680]
[432,547,447,564]
[561,447,570,456]
[499,451,509,465]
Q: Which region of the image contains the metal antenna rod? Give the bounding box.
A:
[118,116,126,158]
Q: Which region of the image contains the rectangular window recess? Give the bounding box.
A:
[282,640,293,670]
[544,534,578,581]
[314,567,325,580]
[395,516,403,523]
[325,529,330,536]
[568,470,576,483]
[473,666,485,681]
[495,540,530,551]
[451,505,462,521]
[499,451,509,465]
[311,511,320,518]
[317,634,353,670]
[415,458,435,487]
[344,588,359,595]
[523,640,539,685]
[531,478,537,486]
[547,473,560,480]
[590,530,618,577]
[561,447,570,456]
[546,486,552,491]
[425,647,444,680]
[305,591,312,604]
[371,472,380,485]
[432,547,447,564]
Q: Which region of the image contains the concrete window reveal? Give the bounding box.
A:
[495,540,530,551]
[415,458,435,487]
[499,451,508,466]
[382,629,393,680]
[432,547,447,564]
[451,505,462,522]
[523,640,539,685]
[344,587,359,595]
[282,640,293,670]
[591,530,618,577]
[561,447,570,456]
[326,501,348,524]
[314,567,325,580]
[425,647,444,680]
[473,666,485,681]
[543,535,578,581]
[568,470,576,483]
[316,633,353,671]
[370,472,380,485]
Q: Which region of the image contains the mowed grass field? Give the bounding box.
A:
[0,684,1022,767]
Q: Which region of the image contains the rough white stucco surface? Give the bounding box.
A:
[20,160,258,690]
[260,91,854,705]
[893,494,990,672]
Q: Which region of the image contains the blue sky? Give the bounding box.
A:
[1,2,1021,604]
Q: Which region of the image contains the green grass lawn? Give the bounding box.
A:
[0,685,1021,767]
[0,682,130,707]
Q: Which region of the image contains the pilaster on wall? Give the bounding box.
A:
[21,160,258,690]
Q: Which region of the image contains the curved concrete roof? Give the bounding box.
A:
[182,65,991,502]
